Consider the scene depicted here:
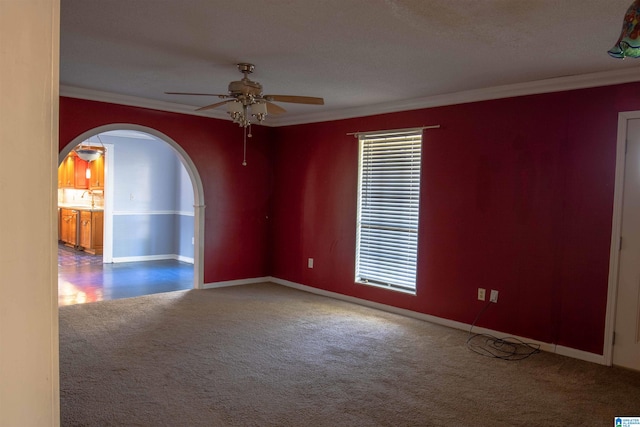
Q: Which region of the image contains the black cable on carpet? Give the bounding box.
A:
[466,301,540,361]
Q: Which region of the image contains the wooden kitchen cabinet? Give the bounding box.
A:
[88,155,104,190]
[59,208,78,246]
[58,152,89,189]
[74,157,89,189]
[78,210,103,255]
[58,155,75,188]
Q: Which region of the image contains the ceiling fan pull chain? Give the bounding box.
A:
[242,125,248,166]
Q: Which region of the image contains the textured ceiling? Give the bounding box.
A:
[60,0,640,126]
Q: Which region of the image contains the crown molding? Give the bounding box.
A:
[269,67,640,126]
[61,67,640,128]
[59,85,232,122]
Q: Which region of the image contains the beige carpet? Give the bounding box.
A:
[59,283,640,426]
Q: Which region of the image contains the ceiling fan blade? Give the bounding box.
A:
[265,102,286,115]
[196,99,234,112]
[165,92,228,97]
[264,95,324,105]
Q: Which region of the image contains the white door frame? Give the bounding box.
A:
[58,123,206,289]
[604,110,640,365]
[102,142,115,263]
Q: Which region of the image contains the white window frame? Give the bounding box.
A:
[355,128,423,294]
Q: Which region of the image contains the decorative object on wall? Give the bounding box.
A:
[166,63,324,165]
[609,0,640,58]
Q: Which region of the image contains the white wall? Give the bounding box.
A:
[0,1,60,425]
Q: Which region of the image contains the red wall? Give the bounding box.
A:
[59,97,273,283]
[61,82,640,355]
[270,82,640,355]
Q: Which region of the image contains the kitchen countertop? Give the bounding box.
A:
[58,204,104,211]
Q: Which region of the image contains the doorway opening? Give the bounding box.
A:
[58,124,205,305]
[605,111,640,371]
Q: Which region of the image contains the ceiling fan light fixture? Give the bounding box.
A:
[251,101,268,122]
[609,0,640,58]
[227,99,269,127]
[227,100,251,127]
[227,100,243,114]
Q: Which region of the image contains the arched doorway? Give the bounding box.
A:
[58,124,205,298]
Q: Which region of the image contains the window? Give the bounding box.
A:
[355,129,422,294]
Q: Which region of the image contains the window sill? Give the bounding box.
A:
[355,280,416,296]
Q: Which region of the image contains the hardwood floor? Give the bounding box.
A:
[58,244,193,306]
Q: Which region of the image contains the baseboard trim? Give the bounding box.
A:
[112,254,194,264]
[267,277,604,365]
[112,210,194,216]
[203,277,271,289]
[555,345,605,365]
[176,255,194,264]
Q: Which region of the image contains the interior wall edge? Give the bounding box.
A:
[0,0,61,424]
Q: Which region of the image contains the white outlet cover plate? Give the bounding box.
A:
[490,290,499,303]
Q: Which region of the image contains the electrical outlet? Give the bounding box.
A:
[490,290,499,303]
[308,258,314,268]
[477,288,486,301]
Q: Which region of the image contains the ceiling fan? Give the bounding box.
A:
[165,63,324,128]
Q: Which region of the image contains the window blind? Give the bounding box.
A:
[356,129,422,293]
